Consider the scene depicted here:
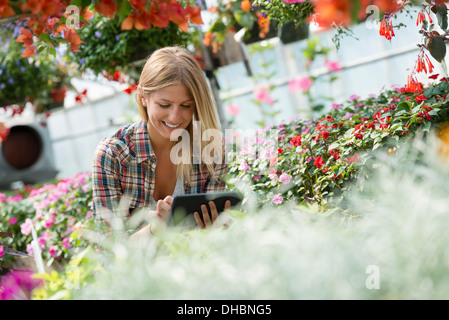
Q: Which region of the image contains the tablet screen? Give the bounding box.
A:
[168,191,242,226]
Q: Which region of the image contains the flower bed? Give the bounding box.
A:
[1,78,449,299]
[227,79,449,210]
[0,172,94,267]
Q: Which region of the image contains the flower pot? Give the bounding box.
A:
[279,22,309,44]
[242,20,279,45]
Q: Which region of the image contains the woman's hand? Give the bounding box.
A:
[130,195,173,240]
[155,195,173,223]
[194,200,231,229]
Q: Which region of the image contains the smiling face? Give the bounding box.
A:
[142,84,195,147]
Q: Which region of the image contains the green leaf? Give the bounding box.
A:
[117,0,131,21]
[422,120,432,133]
[436,4,448,31]
[234,12,255,29]
[428,36,446,63]
[397,101,412,111]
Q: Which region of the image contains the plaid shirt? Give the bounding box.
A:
[91,121,227,222]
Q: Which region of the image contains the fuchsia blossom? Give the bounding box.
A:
[281,0,305,3]
[0,245,5,259]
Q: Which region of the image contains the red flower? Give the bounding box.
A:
[330,149,340,160]
[344,153,360,164]
[404,75,423,94]
[75,89,88,104]
[415,94,428,102]
[277,148,283,154]
[379,123,389,130]
[354,132,363,139]
[290,135,302,147]
[320,130,330,139]
[314,156,324,169]
[379,14,395,40]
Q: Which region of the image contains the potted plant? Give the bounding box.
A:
[67,14,197,81]
[204,0,279,52]
[0,22,75,114]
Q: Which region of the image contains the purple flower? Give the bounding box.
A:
[94,31,102,38]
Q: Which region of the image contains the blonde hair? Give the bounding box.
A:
[136,46,223,184]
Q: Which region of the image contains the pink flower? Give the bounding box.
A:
[226,103,240,116]
[279,173,292,184]
[289,76,313,93]
[238,160,251,171]
[0,193,5,203]
[331,102,342,109]
[49,245,58,257]
[26,244,34,256]
[0,270,44,300]
[9,217,18,225]
[0,245,5,259]
[325,61,342,72]
[44,215,56,229]
[272,194,283,205]
[20,219,33,236]
[254,86,275,105]
[63,238,71,249]
[268,173,278,180]
[282,0,305,2]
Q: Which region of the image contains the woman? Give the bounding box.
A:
[92,46,229,238]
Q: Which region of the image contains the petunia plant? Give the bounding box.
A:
[0,172,95,266]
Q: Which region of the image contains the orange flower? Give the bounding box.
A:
[241,0,251,12]
[310,0,352,30]
[0,0,15,18]
[374,0,404,15]
[64,28,82,52]
[203,32,213,46]
[258,16,270,35]
[21,45,37,58]
[95,0,118,18]
[16,27,34,47]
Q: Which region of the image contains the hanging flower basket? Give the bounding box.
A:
[279,22,310,44]
[68,15,195,80]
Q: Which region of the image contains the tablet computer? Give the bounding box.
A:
[168,191,243,226]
